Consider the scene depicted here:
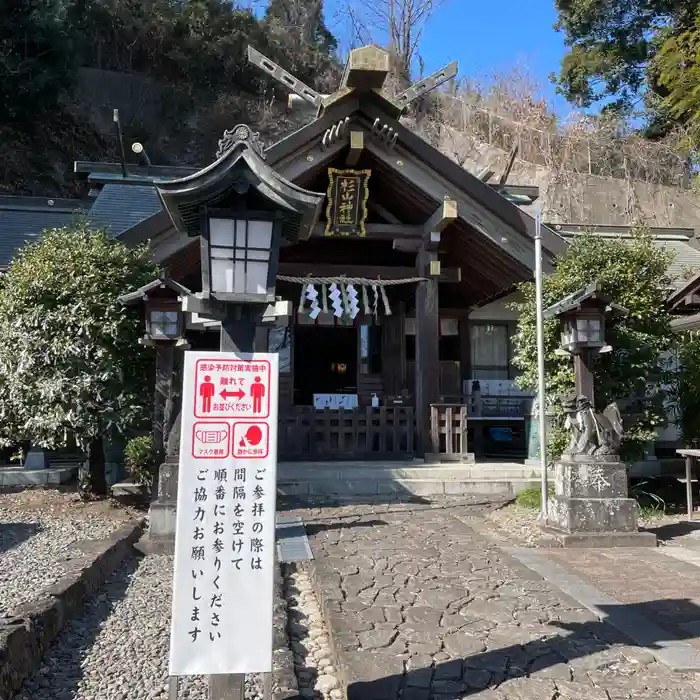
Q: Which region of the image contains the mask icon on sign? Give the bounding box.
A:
[195,430,227,444]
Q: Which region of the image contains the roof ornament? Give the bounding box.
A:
[321,117,351,150]
[216,124,266,161]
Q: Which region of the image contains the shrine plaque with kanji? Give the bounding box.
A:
[324,167,371,236]
[169,351,279,675]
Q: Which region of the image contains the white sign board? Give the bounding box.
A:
[169,351,279,675]
[313,393,358,410]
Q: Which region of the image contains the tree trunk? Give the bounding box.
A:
[88,435,107,496]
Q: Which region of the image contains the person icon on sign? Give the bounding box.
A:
[200,375,215,413]
[250,376,265,414]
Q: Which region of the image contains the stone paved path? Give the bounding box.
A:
[283,498,700,700]
[546,547,700,648]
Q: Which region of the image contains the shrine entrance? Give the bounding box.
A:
[293,325,358,406]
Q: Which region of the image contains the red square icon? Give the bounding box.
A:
[232,422,269,459]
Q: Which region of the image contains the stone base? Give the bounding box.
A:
[147,461,179,542]
[148,499,177,540]
[548,494,639,533]
[24,448,49,470]
[542,526,657,548]
[554,460,627,499]
[135,536,175,555]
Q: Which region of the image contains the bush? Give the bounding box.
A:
[0,221,157,493]
[512,230,676,461]
[124,435,157,487]
[515,485,555,510]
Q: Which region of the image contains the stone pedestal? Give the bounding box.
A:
[24,447,49,469]
[147,461,179,551]
[545,456,656,547]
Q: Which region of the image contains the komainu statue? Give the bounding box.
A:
[562,394,624,457]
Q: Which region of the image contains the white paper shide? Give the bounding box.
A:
[169,351,279,675]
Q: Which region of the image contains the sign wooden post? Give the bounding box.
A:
[169,350,279,692]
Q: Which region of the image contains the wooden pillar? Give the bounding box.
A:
[255,325,269,352]
[574,351,595,407]
[458,318,471,399]
[415,248,440,455]
[153,343,175,460]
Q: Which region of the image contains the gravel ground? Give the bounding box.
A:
[484,501,700,549]
[286,566,341,700]
[0,489,138,619]
[15,553,265,700]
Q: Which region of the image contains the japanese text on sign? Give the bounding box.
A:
[324,167,371,237]
[194,359,271,419]
[170,351,279,676]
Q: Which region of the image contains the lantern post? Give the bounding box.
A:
[541,282,655,547]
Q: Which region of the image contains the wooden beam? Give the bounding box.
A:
[424,199,458,236]
[492,183,539,201]
[369,201,402,224]
[497,143,519,186]
[423,199,457,249]
[392,239,420,253]
[277,262,460,283]
[310,223,422,239]
[341,45,390,91]
[247,46,322,107]
[364,140,537,270]
[346,130,364,166]
[276,141,346,184]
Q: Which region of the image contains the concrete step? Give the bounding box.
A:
[277,477,539,498]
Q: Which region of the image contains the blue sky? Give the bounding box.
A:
[320,0,572,116]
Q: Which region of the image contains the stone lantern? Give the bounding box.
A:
[118,276,192,528]
[542,282,655,547]
[544,281,626,407]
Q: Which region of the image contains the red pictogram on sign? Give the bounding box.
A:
[232,422,269,459]
[192,422,230,459]
[194,359,271,419]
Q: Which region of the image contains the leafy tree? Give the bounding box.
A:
[262,0,340,91]
[650,8,700,141]
[0,221,158,493]
[553,0,697,123]
[678,332,700,446]
[0,0,78,120]
[512,231,676,460]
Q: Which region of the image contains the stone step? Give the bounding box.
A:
[0,466,77,487]
[277,477,539,498]
[278,464,544,481]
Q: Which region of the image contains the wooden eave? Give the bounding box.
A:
[118,210,173,246]
[264,91,567,272]
[155,140,325,240]
[543,281,628,319]
[668,269,700,312]
[118,276,193,306]
[671,313,700,332]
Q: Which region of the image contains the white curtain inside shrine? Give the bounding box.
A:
[470,324,510,379]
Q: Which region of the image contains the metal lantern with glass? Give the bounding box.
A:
[118,276,193,461]
[156,123,324,353]
[204,212,280,304]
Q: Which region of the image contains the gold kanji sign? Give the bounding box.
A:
[324,168,371,236]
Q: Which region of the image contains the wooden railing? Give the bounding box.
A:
[279,406,415,460]
[428,404,473,462]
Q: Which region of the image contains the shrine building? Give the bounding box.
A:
[74,45,570,465]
